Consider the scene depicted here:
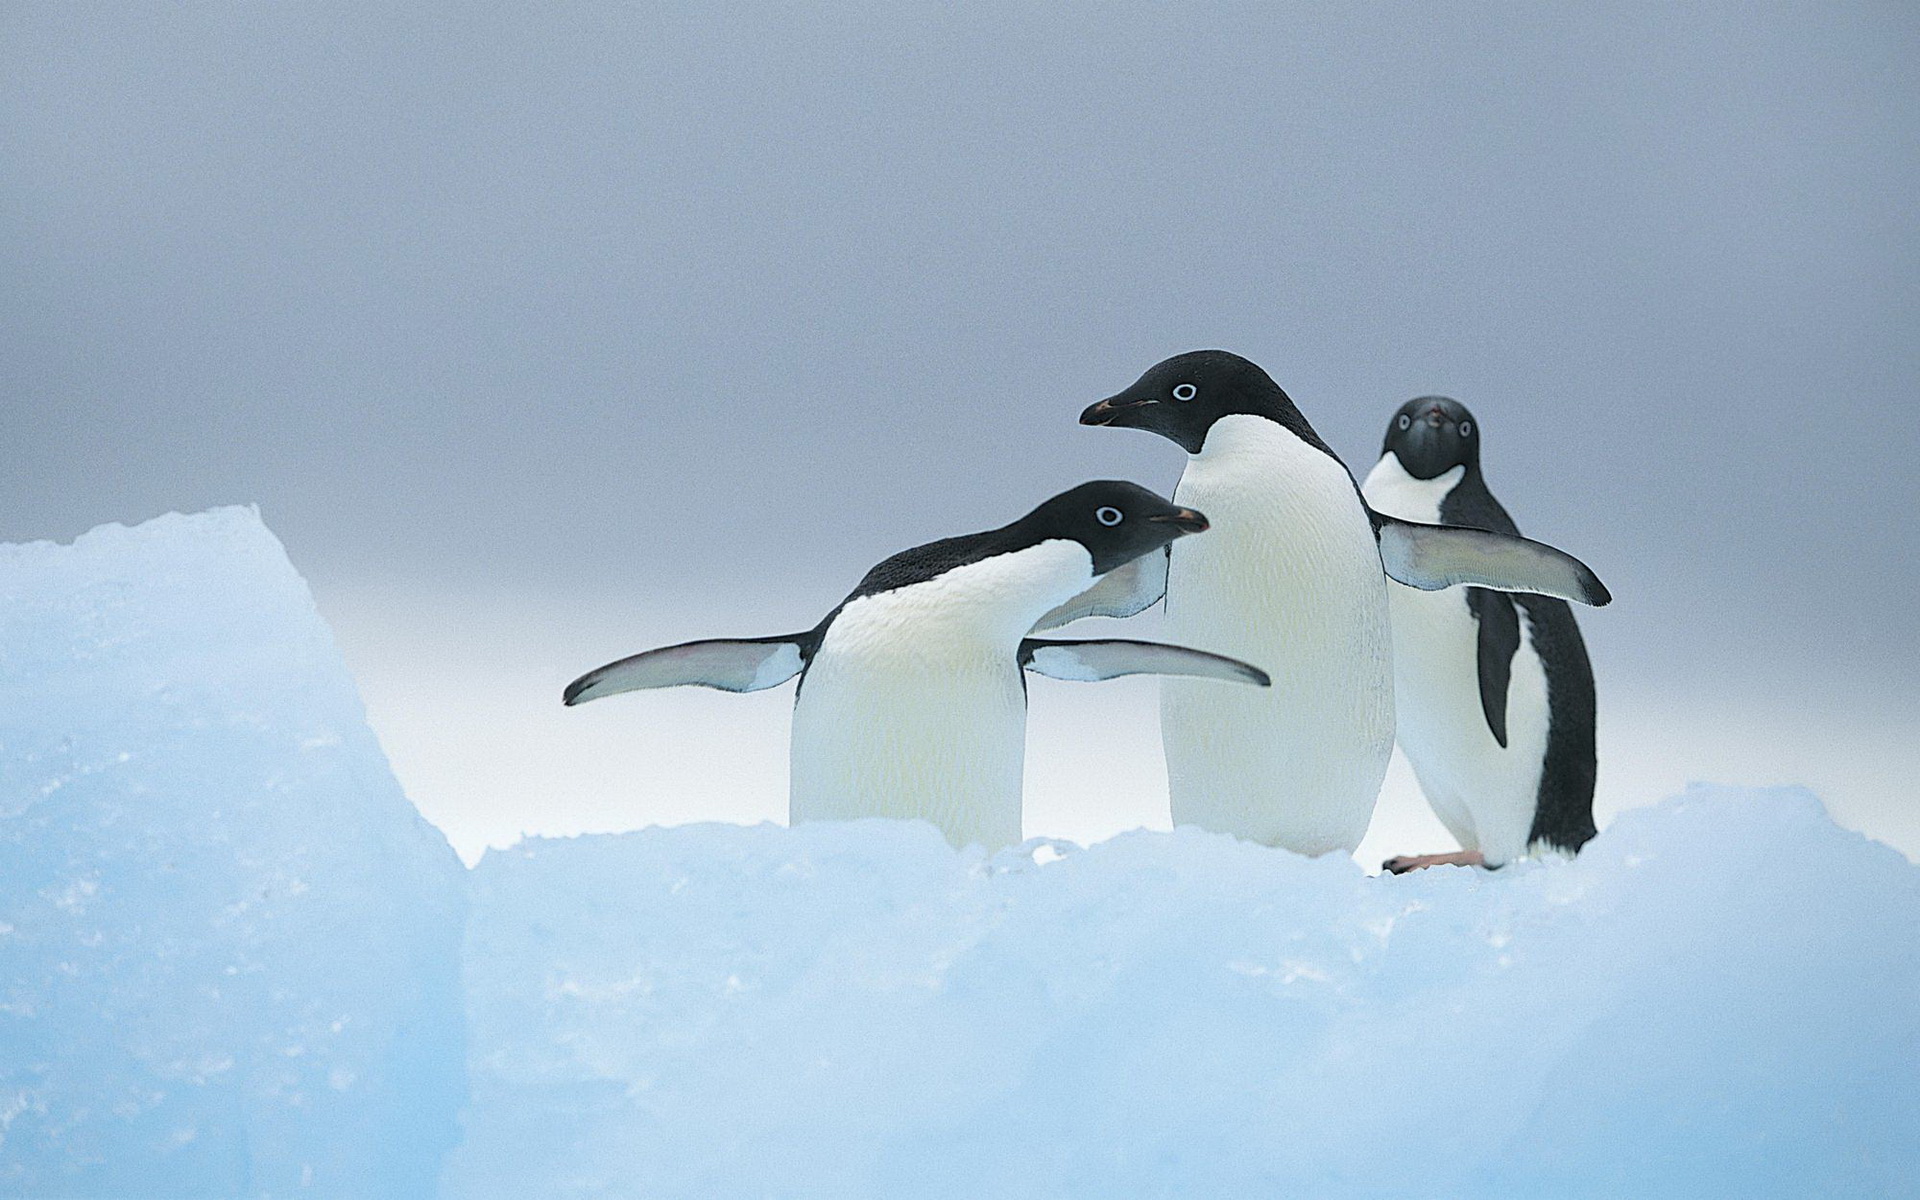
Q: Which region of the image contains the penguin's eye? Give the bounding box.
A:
[1459,421,1472,438]
[1172,383,1197,402]
[1397,414,1411,431]
[1095,506,1124,527]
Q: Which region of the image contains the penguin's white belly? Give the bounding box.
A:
[790,648,1026,851]
[787,540,1094,851]
[1163,416,1393,855]
[1363,454,1550,866]
[1385,586,1550,866]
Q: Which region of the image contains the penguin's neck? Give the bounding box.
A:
[826,539,1095,654]
[1223,390,1342,462]
[1189,413,1354,487]
[1361,452,1467,524]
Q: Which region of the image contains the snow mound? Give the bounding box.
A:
[450,789,1918,1199]
[3,509,1915,1197]
[0,509,467,1197]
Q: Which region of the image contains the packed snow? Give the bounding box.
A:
[3,510,1915,1197]
[450,794,1919,1198]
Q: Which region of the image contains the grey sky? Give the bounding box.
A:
[4,4,1916,856]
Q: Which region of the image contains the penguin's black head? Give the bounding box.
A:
[1021,480,1208,575]
[1080,350,1326,456]
[1381,396,1480,479]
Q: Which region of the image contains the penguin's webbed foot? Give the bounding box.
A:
[1382,850,1486,874]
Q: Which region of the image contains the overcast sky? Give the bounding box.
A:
[4,4,1915,859]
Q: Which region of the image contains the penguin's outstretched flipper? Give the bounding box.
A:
[1371,511,1611,607]
[564,635,812,705]
[1020,637,1270,687]
[1029,546,1169,632]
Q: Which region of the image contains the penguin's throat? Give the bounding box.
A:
[1361,455,1465,524]
[1192,412,1308,465]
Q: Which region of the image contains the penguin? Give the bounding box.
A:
[564,480,1270,851]
[1068,351,1609,856]
[1362,397,1598,871]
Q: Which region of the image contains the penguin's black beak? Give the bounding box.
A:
[1398,404,1453,450]
[1149,506,1209,534]
[1080,393,1152,426]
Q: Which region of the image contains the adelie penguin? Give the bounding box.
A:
[1069,351,1609,856]
[1363,397,1599,871]
[564,481,1270,852]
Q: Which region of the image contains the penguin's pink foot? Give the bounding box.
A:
[1383,850,1486,874]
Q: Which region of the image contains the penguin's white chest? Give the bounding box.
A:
[788,541,1094,851]
[1162,415,1394,855]
[1361,454,1551,866]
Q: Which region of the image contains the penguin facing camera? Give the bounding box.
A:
[1363,397,1598,871]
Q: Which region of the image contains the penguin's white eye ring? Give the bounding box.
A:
[1397,414,1411,431]
[1459,420,1472,437]
[1095,506,1124,527]
[1172,383,1197,402]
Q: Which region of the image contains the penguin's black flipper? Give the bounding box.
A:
[1370,511,1611,607]
[1029,546,1169,632]
[564,634,812,705]
[1469,588,1520,748]
[1020,637,1270,687]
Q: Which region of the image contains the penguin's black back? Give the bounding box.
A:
[772,530,1011,699]
[833,479,1191,609]
[788,524,1040,673]
[839,529,1028,607]
[1440,471,1598,854]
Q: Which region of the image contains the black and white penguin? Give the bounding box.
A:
[1362,397,1598,870]
[1071,351,1609,856]
[564,481,1270,851]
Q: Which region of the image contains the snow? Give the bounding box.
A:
[0,509,467,1197]
[3,509,1917,1197]
[449,791,1919,1198]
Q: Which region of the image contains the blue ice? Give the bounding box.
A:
[2,510,1914,1197]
